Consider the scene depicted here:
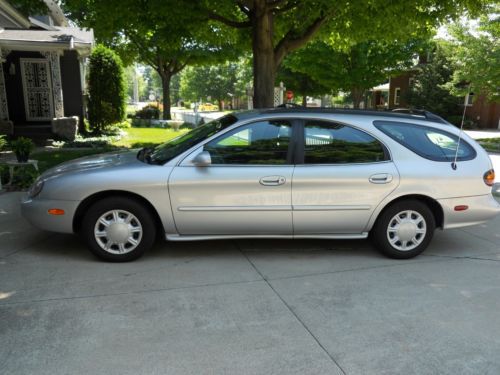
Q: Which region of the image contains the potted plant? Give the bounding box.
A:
[11,137,35,162]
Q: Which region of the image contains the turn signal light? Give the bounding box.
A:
[48,209,65,215]
[454,205,469,211]
[483,169,495,187]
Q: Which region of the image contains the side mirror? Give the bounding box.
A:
[192,151,211,167]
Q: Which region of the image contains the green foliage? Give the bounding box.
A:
[406,44,461,119]
[87,45,127,134]
[63,0,242,119]
[10,0,47,16]
[10,165,38,189]
[477,138,500,152]
[0,134,7,150]
[283,39,427,108]
[198,0,489,107]
[11,137,35,162]
[445,10,500,102]
[180,58,252,108]
[276,65,331,103]
[134,104,160,120]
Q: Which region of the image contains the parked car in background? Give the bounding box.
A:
[22,109,500,262]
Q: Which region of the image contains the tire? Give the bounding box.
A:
[81,197,157,262]
[371,200,435,259]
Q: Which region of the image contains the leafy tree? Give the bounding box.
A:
[124,65,146,103]
[87,45,126,134]
[283,39,426,108]
[180,59,252,109]
[63,0,240,119]
[10,0,47,15]
[406,44,461,119]
[445,11,499,102]
[200,0,488,108]
[276,65,331,106]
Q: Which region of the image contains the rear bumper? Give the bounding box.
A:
[438,194,500,229]
[21,195,80,234]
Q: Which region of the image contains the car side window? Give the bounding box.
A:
[204,120,291,165]
[374,121,477,162]
[304,121,389,164]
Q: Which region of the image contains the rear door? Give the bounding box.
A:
[292,119,400,234]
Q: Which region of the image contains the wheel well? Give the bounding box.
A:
[73,190,164,234]
[378,194,444,229]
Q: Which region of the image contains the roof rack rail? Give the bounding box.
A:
[261,106,449,124]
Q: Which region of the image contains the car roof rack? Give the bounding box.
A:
[256,106,449,125]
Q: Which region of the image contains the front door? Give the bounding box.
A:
[169,119,295,235]
[292,119,400,234]
[20,58,53,121]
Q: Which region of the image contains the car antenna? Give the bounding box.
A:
[452,85,472,170]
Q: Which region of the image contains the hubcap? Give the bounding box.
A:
[386,210,426,251]
[94,210,142,254]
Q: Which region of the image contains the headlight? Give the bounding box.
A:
[28,178,44,198]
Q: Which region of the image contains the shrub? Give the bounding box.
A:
[0,134,7,150]
[87,45,127,134]
[134,104,160,120]
[11,165,39,189]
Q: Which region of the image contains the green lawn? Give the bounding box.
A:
[30,127,189,173]
[477,138,500,153]
[112,127,188,148]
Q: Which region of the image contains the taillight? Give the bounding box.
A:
[484,169,495,186]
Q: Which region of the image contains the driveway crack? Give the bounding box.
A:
[235,241,347,375]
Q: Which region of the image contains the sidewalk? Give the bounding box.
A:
[465,130,500,140]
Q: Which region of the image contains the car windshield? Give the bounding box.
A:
[146,115,238,164]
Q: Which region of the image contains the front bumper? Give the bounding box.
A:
[21,195,80,234]
[438,194,500,230]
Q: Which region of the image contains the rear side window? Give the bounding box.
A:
[374,121,476,162]
[304,121,389,164]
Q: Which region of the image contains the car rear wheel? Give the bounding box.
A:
[81,197,156,262]
[371,200,435,259]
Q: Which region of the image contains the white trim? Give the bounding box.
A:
[0,59,8,120]
[0,40,92,56]
[394,87,401,106]
[20,58,54,121]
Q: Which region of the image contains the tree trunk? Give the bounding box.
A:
[302,95,307,107]
[160,73,172,120]
[351,88,365,109]
[251,2,276,108]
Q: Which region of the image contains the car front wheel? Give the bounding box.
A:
[81,197,156,262]
[371,200,436,259]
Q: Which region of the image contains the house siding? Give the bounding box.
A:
[388,72,413,109]
[467,95,500,129]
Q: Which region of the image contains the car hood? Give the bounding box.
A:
[41,150,141,180]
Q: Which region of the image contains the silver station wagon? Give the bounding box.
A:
[22,109,500,262]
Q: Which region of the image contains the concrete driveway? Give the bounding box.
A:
[1,192,500,375]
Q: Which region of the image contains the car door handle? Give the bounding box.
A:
[369,173,393,184]
[260,176,286,186]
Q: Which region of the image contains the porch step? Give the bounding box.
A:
[13,125,54,146]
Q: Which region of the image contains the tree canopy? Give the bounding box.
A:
[198,0,489,107]
[180,58,252,109]
[282,38,428,108]
[62,0,241,119]
[445,11,500,102]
